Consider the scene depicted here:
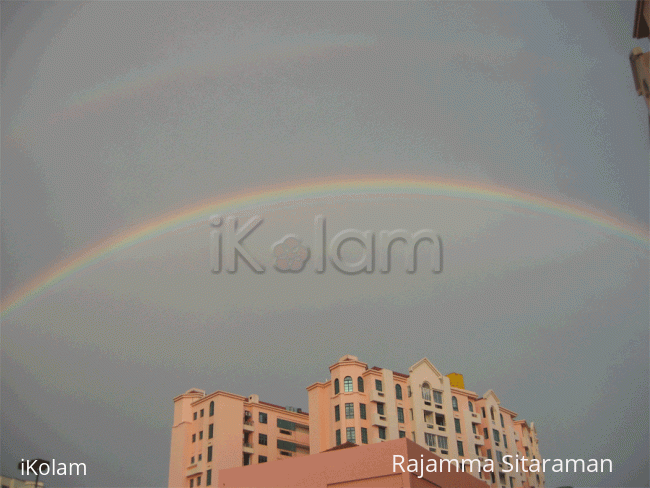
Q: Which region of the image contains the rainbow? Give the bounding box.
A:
[2,176,648,318]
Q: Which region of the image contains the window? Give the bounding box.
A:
[433,390,443,404]
[345,403,354,419]
[208,424,213,439]
[487,449,492,460]
[468,401,474,412]
[452,396,458,411]
[377,403,385,415]
[395,384,403,400]
[344,376,353,392]
[410,408,413,420]
[335,405,340,422]
[472,424,477,434]
[425,432,436,447]
[259,412,267,424]
[421,383,431,401]
[399,430,406,438]
[500,413,505,428]
[334,378,340,394]
[335,429,341,446]
[435,413,445,427]
[199,431,203,440]
[280,451,292,457]
[378,426,386,440]
[200,409,204,418]
[206,469,211,486]
[346,427,356,443]
[496,450,503,463]
[510,476,515,488]
[209,401,214,417]
[503,435,508,449]
[457,440,464,456]
[475,445,480,456]
[194,412,198,420]
[490,407,495,421]
[437,436,448,450]
[259,455,267,463]
[482,407,486,418]
[397,407,405,423]
[192,433,196,443]
[359,403,366,419]
[259,433,267,446]
[493,429,500,443]
[424,410,434,424]
[191,456,195,464]
[375,379,383,392]
[277,439,297,452]
[357,377,364,392]
[197,475,201,487]
[207,446,212,462]
[190,479,194,488]
[361,427,368,444]
[454,418,462,434]
[198,454,202,461]
[277,418,296,431]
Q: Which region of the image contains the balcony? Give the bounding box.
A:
[186,462,201,477]
[473,434,485,446]
[513,431,520,441]
[370,390,386,403]
[470,412,481,423]
[243,420,254,432]
[371,413,388,426]
[243,442,254,454]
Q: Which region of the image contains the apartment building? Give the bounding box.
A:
[307,355,544,488]
[168,389,309,488]
[169,355,543,488]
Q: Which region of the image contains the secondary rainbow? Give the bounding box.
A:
[2,176,648,318]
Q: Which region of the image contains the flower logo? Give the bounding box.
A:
[272,235,310,272]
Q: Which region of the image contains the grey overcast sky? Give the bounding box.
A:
[2,2,649,487]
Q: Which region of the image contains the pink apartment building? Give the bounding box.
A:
[307,355,544,488]
[169,389,309,488]
[169,355,543,488]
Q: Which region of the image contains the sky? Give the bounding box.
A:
[1,2,649,487]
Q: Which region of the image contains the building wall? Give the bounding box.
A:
[169,390,309,488]
[218,438,488,488]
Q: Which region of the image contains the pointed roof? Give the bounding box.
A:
[483,389,501,405]
[409,358,443,379]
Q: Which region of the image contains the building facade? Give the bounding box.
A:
[219,437,489,488]
[307,355,544,488]
[169,355,543,488]
[631,0,650,117]
[169,389,309,488]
